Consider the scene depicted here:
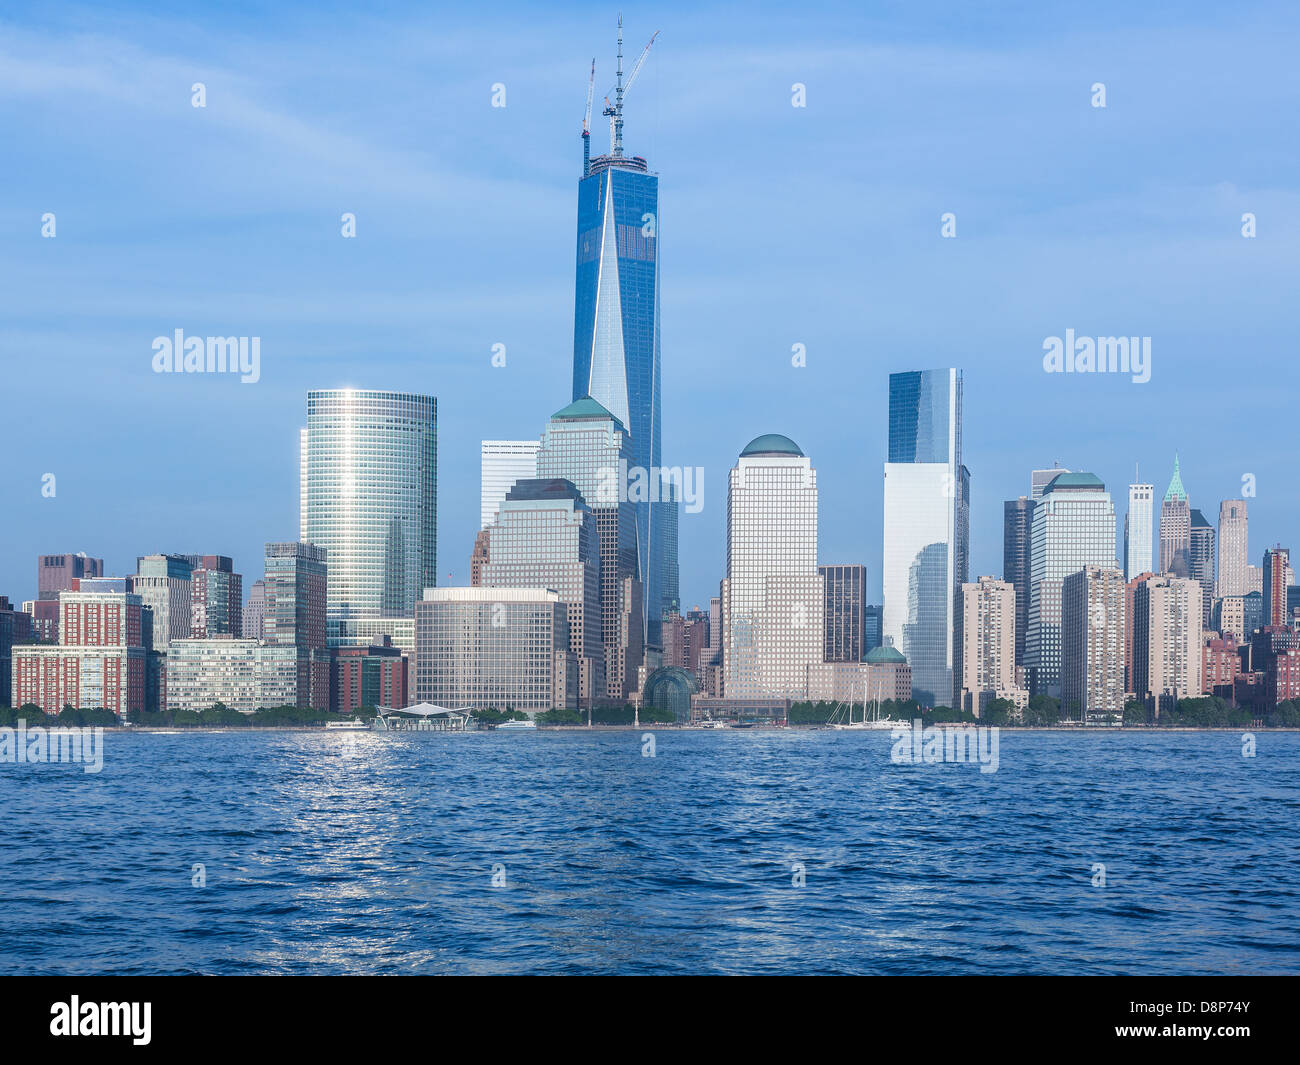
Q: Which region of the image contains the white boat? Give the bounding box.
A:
[828,680,907,730]
[325,720,369,731]
[495,719,537,731]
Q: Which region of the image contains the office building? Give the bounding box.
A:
[1216,500,1249,598]
[1025,472,1117,697]
[1124,482,1154,581]
[1189,510,1215,628]
[820,564,868,663]
[300,390,437,621]
[415,587,575,712]
[130,554,193,650]
[1003,496,1033,666]
[480,440,542,529]
[724,434,823,700]
[242,579,266,640]
[1159,456,1191,577]
[263,542,329,709]
[189,555,243,638]
[882,368,969,706]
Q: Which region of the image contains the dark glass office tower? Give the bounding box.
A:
[1003,497,1033,666]
[572,54,668,648]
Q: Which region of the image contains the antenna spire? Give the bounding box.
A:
[614,15,625,156]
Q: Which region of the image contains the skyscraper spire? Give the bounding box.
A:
[1164,453,1187,502]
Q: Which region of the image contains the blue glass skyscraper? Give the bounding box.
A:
[572,24,671,648]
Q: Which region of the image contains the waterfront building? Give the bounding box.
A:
[1133,575,1203,717]
[1025,472,1117,697]
[723,435,824,700]
[1061,566,1127,724]
[414,587,575,712]
[958,577,1028,716]
[12,590,150,716]
[481,478,604,705]
[330,637,408,713]
[165,639,300,713]
[263,542,328,709]
[881,369,969,706]
[1203,634,1241,697]
[300,389,437,622]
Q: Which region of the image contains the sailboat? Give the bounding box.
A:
[828,678,906,730]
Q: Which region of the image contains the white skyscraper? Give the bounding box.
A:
[723,434,823,699]
[1025,472,1117,698]
[1125,482,1154,580]
[882,369,969,707]
[1216,500,1249,597]
[480,440,542,530]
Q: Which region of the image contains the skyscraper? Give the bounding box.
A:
[32,552,104,642]
[130,554,193,650]
[535,397,643,700]
[572,26,670,646]
[188,555,243,638]
[820,564,868,663]
[1189,509,1216,627]
[480,440,542,530]
[882,368,969,706]
[1133,575,1203,716]
[1061,566,1127,724]
[1263,546,1291,628]
[481,478,605,705]
[1124,481,1154,580]
[957,577,1027,716]
[723,435,823,699]
[263,542,328,709]
[1002,496,1033,666]
[1024,472,1116,697]
[300,390,437,622]
[242,579,266,640]
[1216,500,1249,598]
[1159,456,1191,577]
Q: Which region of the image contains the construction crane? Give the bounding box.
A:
[581,58,596,177]
[601,19,659,158]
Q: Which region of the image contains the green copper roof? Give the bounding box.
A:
[1164,455,1188,502]
[551,396,623,427]
[740,433,804,458]
[865,644,907,664]
[1044,471,1104,492]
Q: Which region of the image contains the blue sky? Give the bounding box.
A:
[2,1,1297,609]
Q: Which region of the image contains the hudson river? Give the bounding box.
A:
[3,729,1297,974]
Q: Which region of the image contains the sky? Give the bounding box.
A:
[1,1,1297,610]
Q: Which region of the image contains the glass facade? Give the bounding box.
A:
[480,440,541,530]
[536,399,643,699]
[1025,474,1117,697]
[573,158,674,646]
[300,390,437,622]
[881,369,969,707]
[1125,483,1154,580]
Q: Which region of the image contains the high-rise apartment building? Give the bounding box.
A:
[188,555,243,638]
[535,397,643,699]
[480,440,542,529]
[1025,472,1116,697]
[820,564,868,663]
[882,369,969,706]
[1125,482,1154,581]
[957,577,1028,716]
[1159,456,1191,577]
[263,542,328,709]
[1216,500,1249,598]
[724,435,823,699]
[130,554,193,650]
[300,390,437,622]
[481,478,604,705]
[1002,496,1033,666]
[572,36,673,647]
[1133,575,1203,716]
[1263,546,1291,628]
[1061,566,1127,724]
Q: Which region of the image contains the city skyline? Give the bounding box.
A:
[3,3,1299,616]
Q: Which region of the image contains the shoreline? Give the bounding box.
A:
[92,724,1300,734]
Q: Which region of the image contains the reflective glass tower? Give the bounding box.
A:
[573,29,669,647]
[300,390,437,623]
[881,369,969,707]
